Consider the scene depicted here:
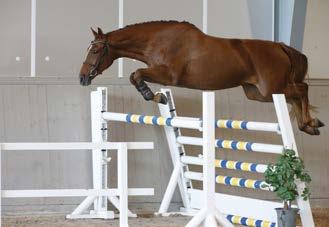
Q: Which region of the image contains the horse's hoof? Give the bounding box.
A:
[314,118,325,128]
[308,118,325,128]
[303,125,320,136]
[313,127,320,135]
[154,92,168,105]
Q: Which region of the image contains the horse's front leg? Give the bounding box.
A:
[129,67,172,104]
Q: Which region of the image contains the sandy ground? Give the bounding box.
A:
[2,209,329,227]
[2,214,190,227]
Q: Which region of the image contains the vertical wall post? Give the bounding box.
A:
[31,0,36,77]
[272,0,275,41]
[0,144,2,226]
[202,0,208,34]
[273,94,315,227]
[118,0,124,78]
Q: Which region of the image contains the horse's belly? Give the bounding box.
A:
[177,71,245,90]
[178,57,248,90]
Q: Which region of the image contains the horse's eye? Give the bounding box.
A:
[93,50,98,54]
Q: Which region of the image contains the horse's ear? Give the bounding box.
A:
[97,27,104,36]
[91,27,98,37]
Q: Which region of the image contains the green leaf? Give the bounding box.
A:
[263,148,312,203]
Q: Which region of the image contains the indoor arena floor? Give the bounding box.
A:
[2,209,329,227]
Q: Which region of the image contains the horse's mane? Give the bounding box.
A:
[107,20,197,34]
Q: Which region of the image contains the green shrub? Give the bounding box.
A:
[263,149,311,209]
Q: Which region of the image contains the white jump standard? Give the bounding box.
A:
[98,87,314,226]
[157,88,314,227]
[185,92,233,227]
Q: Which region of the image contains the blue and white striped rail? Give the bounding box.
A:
[216,119,279,133]
[180,156,267,173]
[184,171,269,190]
[176,136,283,154]
[102,112,280,133]
[215,175,269,190]
[102,112,202,130]
[225,214,276,227]
[215,139,283,154]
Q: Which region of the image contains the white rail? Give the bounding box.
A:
[2,188,154,198]
[1,142,153,150]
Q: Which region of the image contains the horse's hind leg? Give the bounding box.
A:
[243,83,324,135]
[284,82,324,135]
[129,66,172,104]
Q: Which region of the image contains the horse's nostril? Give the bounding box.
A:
[79,75,86,85]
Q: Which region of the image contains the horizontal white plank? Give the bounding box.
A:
[66,212,115,220]
[0,142,153,151]
[189,189,282,223]
[126,142,154,150]
[1,188,154,198]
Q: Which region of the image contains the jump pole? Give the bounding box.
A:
[186,92,233,227]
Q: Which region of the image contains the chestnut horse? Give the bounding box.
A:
[79,21,324,135]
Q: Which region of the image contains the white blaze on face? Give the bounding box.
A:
[85,44,93,59]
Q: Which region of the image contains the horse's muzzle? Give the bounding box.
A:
[79,74,91,86]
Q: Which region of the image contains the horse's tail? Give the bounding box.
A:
[279,43,308,84]
[280,43,311,122]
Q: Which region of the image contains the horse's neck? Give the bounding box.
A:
[107,29,149,63]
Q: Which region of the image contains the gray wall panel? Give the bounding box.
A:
[37,0,119,77]
[122,0,202,78]
[45,86,92,189]
[1,85,49,206]
[0,0,30,75]
[247,0,274,40]
[209,0,252,38]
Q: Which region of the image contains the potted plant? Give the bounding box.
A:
[263,149,311,227]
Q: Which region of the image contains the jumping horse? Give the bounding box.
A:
[79,21,324,135]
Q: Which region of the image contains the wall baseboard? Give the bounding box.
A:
[0,76,329,86]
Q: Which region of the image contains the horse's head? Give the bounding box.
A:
[79,27,114,86]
